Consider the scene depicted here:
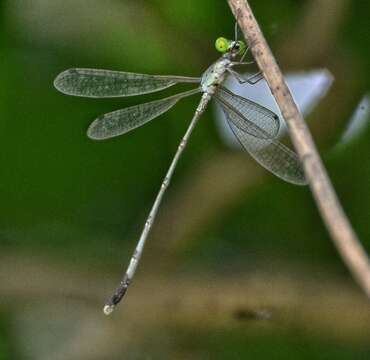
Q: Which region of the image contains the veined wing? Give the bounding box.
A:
[216,86,280,139]
[216,94,306,185]
[88,88,201,140]
[54,68,200,98]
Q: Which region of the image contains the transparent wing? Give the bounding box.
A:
[215,95,306,185]
[216,86,280,139]
[54,68,200,98]
[88,88,201,140]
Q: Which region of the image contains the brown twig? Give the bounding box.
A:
[227,0,370,299]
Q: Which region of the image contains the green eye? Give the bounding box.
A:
[236,41,246,55]
[215,37,230,53]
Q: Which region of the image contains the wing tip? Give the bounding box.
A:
[87,122,106,141]
[87,118,115,141]
[53,68,79,94]
[288,178,308,186]
[281,171,308,186]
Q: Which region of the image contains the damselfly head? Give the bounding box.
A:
[215,37,246,56]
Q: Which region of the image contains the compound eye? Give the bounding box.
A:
[215,37,230,53]
[236,40,246,55]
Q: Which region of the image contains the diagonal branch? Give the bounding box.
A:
[227,0,370,299]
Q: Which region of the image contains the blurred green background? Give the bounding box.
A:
[0,0,369,359]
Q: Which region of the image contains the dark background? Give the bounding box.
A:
[0,0,369,359]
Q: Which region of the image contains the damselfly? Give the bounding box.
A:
[54,24,306,315]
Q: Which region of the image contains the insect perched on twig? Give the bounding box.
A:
[54,23,306,315]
